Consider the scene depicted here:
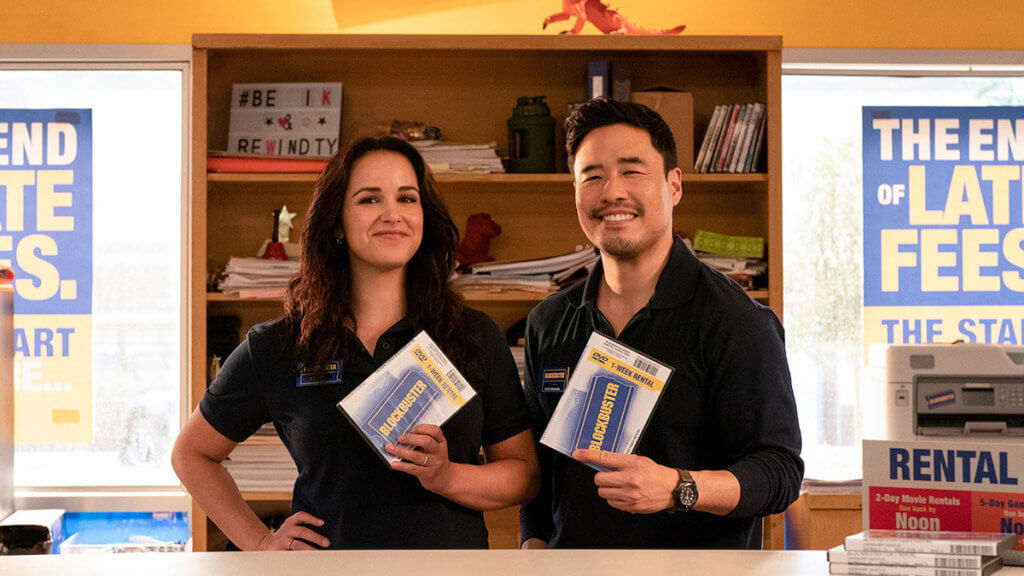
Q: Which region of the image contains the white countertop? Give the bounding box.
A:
[3,548,1024,575]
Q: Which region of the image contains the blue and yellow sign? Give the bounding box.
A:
[864,107,1024,348]
[0,109,92,443]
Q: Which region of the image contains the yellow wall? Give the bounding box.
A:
[6,0,1024,49]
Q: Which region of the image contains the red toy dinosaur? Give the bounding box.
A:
[456,213,502,270]
[543,1,685,35]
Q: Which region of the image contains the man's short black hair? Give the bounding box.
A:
[564,97,678,175]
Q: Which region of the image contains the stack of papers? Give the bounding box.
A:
[412,141,504,174]
[696,255,767,276]
[222,423,297,492]
[453,246,600,295]
[682,236,766,291]
[217,257,300,299]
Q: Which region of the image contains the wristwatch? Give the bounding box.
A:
[669,468,698,513]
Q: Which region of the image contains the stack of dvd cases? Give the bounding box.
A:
[828,530,1015,576]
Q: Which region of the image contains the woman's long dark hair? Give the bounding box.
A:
[285,137,477,378]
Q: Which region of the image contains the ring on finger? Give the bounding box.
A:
[288,537,294,550]
[423,454,429,466]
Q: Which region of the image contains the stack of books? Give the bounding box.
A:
[222,423,297,492]
[694,103,766,174]
[453,246,600,296]
[828,530,1014,576]
[216,257,300,299]
[412,141,504,174]
[683,233,767,291]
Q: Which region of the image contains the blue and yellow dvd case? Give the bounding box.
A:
[337,331,476,465]
[540,332,673,470]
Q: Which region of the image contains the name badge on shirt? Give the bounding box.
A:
[296,361,343,387]
[541,367,570,393]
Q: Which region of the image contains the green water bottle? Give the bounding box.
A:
[508,96,556,173]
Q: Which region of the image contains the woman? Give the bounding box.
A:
[172,137,539,550]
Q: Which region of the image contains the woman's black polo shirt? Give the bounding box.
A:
[200,308,530,549]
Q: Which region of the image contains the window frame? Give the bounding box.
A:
[780,47,1024,481]
[0,43,191,512]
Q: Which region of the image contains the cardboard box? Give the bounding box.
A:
[631,90,694,173]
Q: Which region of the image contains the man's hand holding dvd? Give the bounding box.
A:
[539,332,674,513]
[540,332,673,466]
[337,331,476,479]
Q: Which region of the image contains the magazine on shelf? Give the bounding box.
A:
[540,332,673,470]
[337,331,476,466]
[827,544,996,569]
[468,246,599,276]
[694,104,725,172]
[844,530,1016,556]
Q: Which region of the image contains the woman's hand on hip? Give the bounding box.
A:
[256,511,329,551]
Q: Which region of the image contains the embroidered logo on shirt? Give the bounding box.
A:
[541,367,570,392]
[296,361,342,387]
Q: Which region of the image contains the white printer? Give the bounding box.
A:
[885,344,1024,442]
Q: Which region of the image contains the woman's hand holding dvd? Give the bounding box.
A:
[386,424,456,494]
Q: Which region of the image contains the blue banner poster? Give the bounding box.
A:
[863,107,1024,350]
[0,109,92,443]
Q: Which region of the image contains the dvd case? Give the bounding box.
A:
[827,544,994,569]
[828,555,1002,576]
[540,332,673,470]
[843,530,1016,556]
[337,331,476,466]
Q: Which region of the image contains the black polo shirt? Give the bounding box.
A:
[519,236,803,549]
[200,308,530,549]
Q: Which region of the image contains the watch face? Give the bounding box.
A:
[676,481,698,510]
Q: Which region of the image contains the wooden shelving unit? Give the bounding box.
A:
[191,33,783,551]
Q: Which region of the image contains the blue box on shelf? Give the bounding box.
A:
[59,512,189,554]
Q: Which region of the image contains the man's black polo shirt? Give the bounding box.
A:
[520,236,803,549]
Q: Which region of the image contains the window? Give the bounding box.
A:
[782,50,1024,480]
[0,46,189,498]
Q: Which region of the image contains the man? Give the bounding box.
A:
[519,98,803,549]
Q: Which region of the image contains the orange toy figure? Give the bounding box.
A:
[543,0,685,35]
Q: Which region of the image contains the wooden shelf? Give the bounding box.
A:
[208,172,320,183]
[682,173,768,183]
[207,290,550,305]
[208,172,766,185]
[208,289,768,304]
[194,33,782,53]
[206,292,283,303]
[192,32,783,552]
[786,492,862,550]
[240,491,292,501]
[459,289,550,303]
